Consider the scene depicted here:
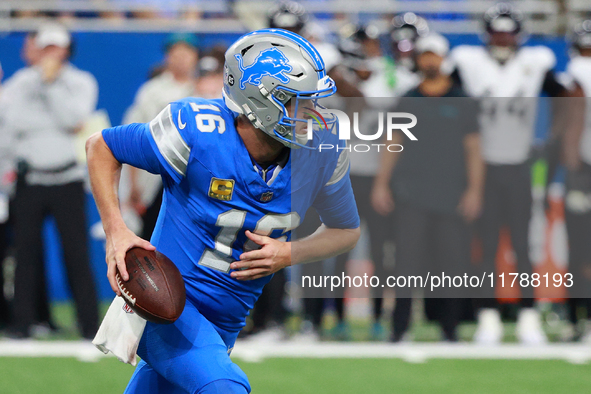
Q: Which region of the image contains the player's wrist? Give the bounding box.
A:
[103,215,129,236]
[280,241,292,268]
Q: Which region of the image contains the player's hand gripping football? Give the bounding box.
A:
[105,224,155,295]
[230,231,291,281]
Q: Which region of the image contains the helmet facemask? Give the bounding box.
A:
[269,77,337,149]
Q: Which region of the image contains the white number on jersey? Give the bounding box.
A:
[190,103,226,134]
[198,210,301,273]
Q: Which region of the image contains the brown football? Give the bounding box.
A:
[116,247,186,324]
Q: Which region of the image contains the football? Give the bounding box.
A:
[116,247,186,324]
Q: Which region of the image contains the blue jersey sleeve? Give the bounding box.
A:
[102,101,193,184]
[312,167,360,229]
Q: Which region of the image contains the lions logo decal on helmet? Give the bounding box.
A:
[235,47,293,89]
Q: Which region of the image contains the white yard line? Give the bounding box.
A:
[0,340,107,362]
[231,341,591,364]
[0,339,589,364]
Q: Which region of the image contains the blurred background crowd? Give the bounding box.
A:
[0,0,591,350]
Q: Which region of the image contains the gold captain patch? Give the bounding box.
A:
[208,178,235,201]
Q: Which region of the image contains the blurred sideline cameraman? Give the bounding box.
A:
[1,23,99,339]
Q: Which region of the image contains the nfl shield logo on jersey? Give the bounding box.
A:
[122,302,134,314]
[260,191,273,202]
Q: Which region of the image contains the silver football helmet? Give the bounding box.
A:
[223,28,336,149]
[572,20,591,52]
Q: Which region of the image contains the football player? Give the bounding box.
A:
[560,20,591,342]
[449,3,568,345]
[86,29,360,393]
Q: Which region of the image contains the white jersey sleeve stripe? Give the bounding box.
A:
[325,147,349,186]
[149,105,190,177]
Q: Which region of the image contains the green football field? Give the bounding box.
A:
[1,302,589,393]
[0,357,590,394]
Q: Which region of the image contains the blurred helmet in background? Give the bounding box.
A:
[484,3,523,35]
[341,22,381,44]
[389,12,429,70]
[338,36,370,74]
[483,3,524,63]
[267,1,309,34]
[572,20,591,54]
[223,29,336,149]
[338,23,381,78]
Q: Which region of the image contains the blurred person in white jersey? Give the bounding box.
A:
[449,3,569,345]
[560,20,591,342]
[124,33,199,241]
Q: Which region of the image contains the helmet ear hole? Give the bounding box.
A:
[241,45,254,57]
[249,98,268,109]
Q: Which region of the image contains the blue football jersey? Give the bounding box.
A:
[102,97,359,332]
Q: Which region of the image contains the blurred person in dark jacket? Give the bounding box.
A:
[371,34,484,342]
